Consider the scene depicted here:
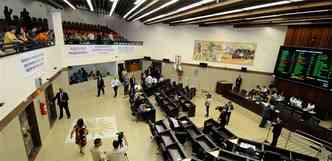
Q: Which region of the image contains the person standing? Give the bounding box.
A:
[107,138,128,161]
[218,108,228,128]
[111,77,121,98]
[71,118,88,154]
[123,74,129,96]
[234,75,242,92]
[97,75,105,97]
[225,101,234,125]
[271,117,283,147]
[204,93,212,117]
[259,105,273,128]
[90,138,108,161]
[54,88,71,119]
[4,6,13,21]
[129,75,136,90]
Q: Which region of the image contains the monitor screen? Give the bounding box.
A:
[274,46,332,91]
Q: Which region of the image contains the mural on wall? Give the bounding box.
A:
[193,40,257,65]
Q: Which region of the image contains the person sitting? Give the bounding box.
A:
[304,102,315,113]
[17,27,28,43]
[34,29,49,43]
[145,75,153,88]
[4,26,22,52]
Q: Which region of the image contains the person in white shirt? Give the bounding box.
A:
[111,77,121,98]
[158,76,164,82]
[145,75,153,87]
[152,77,158,84]
[304,102,315,112]
[107,138,128,161]
[90,138,108,161]
[88,32,95,41]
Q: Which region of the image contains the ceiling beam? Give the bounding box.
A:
[146,0,246,24]
[199,11,332,26]
[233,18,332,28]
[127,0,159,21]
[174,1,332,25]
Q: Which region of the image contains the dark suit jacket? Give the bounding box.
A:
[97,77,105,88]
[54,92,69,106]
[272,121,283,135]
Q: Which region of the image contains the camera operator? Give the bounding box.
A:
[107,132,128,161]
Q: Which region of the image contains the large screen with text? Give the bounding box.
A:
[274,46,332,91]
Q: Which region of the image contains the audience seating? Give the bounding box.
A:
[129,92,156,123]
[150,116,320,161]
[62,21,128,44]
[0,7,54,56]
[153,79,196,117]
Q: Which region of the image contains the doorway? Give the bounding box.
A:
[45,84,57,127]
[19,102,42,161]
[118,63,125,82]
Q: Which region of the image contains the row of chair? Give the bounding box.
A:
[149,116,320,161]
[129,91,156,123]
[154,79,196,117]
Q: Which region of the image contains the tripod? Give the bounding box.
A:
[124,153,129,161]
[264,122,272,143]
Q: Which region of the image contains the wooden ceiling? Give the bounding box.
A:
[48,0,332,27]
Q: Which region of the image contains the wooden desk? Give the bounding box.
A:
[221,89,332,149]
[216,81,233,95]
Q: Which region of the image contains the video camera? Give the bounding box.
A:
[116,131,124,146]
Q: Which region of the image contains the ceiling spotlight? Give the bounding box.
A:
[110,0,120,16]
[63,0,76,10]
[133,0,179,21]
[123,0,146,19]
[86,0,94,11]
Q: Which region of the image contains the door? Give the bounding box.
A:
[19,102,42,161]
[45,84,57,127]
[19,111,34,157]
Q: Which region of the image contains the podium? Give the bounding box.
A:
[216,80,233,95]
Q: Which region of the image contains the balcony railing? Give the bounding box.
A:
[0,41,55,58]
[64,39,143,46]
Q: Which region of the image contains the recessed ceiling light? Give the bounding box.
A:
[144,0,214,23]
[123,0,146,19]
[170,0,302,24]
[63,0,76,10]
[127,0,159,20]
[133,0,180,21]
[109,0,120,16]
[86,0,94,11]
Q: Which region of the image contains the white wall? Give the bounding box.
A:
[0,117,28,161]
[113,22,287,73]
[0,46,62,121]
[0,0,51,19]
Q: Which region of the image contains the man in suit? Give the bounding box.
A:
[97,74,105,97]
[271,117,283,147]
[234,75,242,92]
[54,88,71,119]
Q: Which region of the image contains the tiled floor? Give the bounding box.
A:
[35,79,330,161]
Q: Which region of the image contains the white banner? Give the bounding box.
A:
[67,45,90,55]
[20,50,45,77]
[66,45,139,55]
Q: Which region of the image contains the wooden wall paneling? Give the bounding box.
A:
[284,25,332,48]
